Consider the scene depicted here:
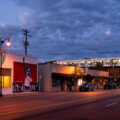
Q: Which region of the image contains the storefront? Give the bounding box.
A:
[38,63,109,92]
[38,63,85,92]
[86,69,109,89]
[2,52,38,94]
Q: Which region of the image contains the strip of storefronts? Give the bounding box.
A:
[38,63,109,92]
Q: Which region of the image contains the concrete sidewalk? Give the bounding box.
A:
[2,91,73,98]
[2,92,47,98]
[2,88,118,98]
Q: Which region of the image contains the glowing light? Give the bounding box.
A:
[78,79,83,86]
[2,76,11,87]
[6,40,11,46]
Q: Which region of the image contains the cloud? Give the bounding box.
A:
[0,22,6,28]
[19,12,30,24]
[105,30,111,35]
[2,0,120,62]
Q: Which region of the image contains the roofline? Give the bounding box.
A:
[53,56,120,62]
[6,52,38,59]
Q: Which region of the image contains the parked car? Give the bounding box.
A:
[111,82,117,89]
[79,83,94,92]
[104,82,117,89]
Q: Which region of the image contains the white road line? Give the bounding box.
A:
[105,103,117,107]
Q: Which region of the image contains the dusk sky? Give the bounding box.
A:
[0,0,120,62]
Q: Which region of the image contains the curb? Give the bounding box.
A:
[2,89,118,98]
[2,92,69,98]
[2,92,46,98]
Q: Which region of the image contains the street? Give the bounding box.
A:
[1,89,120,120]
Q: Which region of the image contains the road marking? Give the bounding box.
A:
[0,98,118,116]
[0,99,82,116]
[105,103,117,107]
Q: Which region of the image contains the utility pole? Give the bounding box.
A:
[22,29,32,55]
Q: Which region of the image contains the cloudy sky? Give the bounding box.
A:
[0,0,120,62]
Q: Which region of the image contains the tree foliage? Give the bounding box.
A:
[89,62,106,71]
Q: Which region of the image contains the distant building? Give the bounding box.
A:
[52,57,120,84]
[52,57,120,67]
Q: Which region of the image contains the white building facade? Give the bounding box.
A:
[2,52,38,95]
[53,57,120,67]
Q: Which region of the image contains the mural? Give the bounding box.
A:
[24,67,32,90]
[13,61,38,93]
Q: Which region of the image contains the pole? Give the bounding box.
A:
[0,38,10,97]
[22,29,31,56]
[0,41,2,96]
[38,75,41,92]
[23,57,26,78]
[25,31,27,55]
[74,65,77,90]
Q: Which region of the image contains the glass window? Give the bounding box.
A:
[112,59,117,64]
[2,76,11,87]
[81,61,85,64]
[106,60,110,64]
[96,60,103,63]
[52,79,61,87]
[88,61,93,65]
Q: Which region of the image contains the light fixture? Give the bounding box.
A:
[6,38,11,46]
[78,78,83,86]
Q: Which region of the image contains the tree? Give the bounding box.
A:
[90,62,106,71]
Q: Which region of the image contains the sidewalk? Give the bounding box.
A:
[2,92,47,98]
[2,87,119,98]
[2,91,73,98]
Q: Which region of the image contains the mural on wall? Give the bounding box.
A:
[13,60,38,93]
[24,67,32,90]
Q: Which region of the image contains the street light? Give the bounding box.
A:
[0,38,11,97]
[6,39,11,46]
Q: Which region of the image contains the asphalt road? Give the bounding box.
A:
[1,89,120,120]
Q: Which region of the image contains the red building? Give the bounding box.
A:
[2,52,38,95]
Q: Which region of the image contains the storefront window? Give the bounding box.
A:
[88,61,93,65]
[105,60,110,64]
[2,76,11,87]
[96,60,103,63]
[112,59,117,64]
[52,79,61,87]
[78,79,83,86]
[81,61,85,65]
[118,59,120,64]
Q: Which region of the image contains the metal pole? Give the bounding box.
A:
[23,57,26,78]
[25,31,27,55]
[22,29,31,56]
[38,77,40,92]
[0,41,2,97]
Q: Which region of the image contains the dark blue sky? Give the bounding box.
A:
[0,0,120,62]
